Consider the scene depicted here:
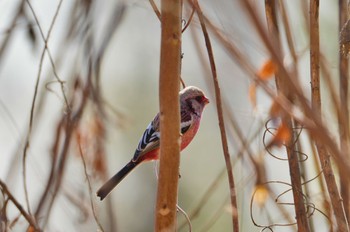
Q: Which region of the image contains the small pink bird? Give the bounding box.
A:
[97,86,209,200]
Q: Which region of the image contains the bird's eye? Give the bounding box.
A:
[195,96,203,102]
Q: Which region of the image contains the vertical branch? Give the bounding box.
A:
[310,0,349,231]
[192,1,239,231]
[241,0,350,184]
[265,1,309,231]
[339,0,350,221]
[155,0,182,231]
[310,1,321,111]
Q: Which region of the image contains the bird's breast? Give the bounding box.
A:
[180,118,201,150]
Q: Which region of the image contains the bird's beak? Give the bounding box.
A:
[203,96,209,105]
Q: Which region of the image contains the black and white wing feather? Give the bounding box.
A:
[131,103,195,162]
[132,114,160,161]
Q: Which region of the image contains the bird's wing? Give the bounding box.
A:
[132,108,194,162]
[132,114,160,161]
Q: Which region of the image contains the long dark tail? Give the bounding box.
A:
[97,161,138,200]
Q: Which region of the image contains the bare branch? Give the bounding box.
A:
[0,180,40,231]
[22,0,64,219]
[155,0,182,230]
[192,1,239,231]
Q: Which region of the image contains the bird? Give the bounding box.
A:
[96,86,209,200]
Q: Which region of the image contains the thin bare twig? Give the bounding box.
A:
[33,112,64,221]
[149,0,161,20]
[26,0,69,111]
[182,4,195,33]
[77,135,104,232]
[278,0,297,64]
[192,1,239,231]
[43,79,90,228]
[310,0,349,230]
[0,180,40,231]
[232,0,350,189]
[22,0,64,219]
[265,1,309,231]
[176,204,192,232]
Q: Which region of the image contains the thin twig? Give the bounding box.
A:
[42,77,90,228]
[149,0,161,20]
[309,0,349,230]
[192,1,239,231]
[0,180,40,231]
[22,0,65,219]
[277,0,297,64]
[77,135,104,232]
[34,114,63,221]
[176,204,192,232]
[182,4,195,33]
[265,1,309,231]
[26,0,69,111]
[229,0,350,188]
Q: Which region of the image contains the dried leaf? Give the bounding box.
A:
[26,226,35,232]
[75,114,106,178]
[254,185,269,207]
[93,155,105,174]
[257,59,277,80]
[272,122,291,147]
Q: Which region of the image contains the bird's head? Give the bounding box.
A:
[180,86,209,116]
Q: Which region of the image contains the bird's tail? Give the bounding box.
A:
[97,161,138,200]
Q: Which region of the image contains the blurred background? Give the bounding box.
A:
[0,0,342,231]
